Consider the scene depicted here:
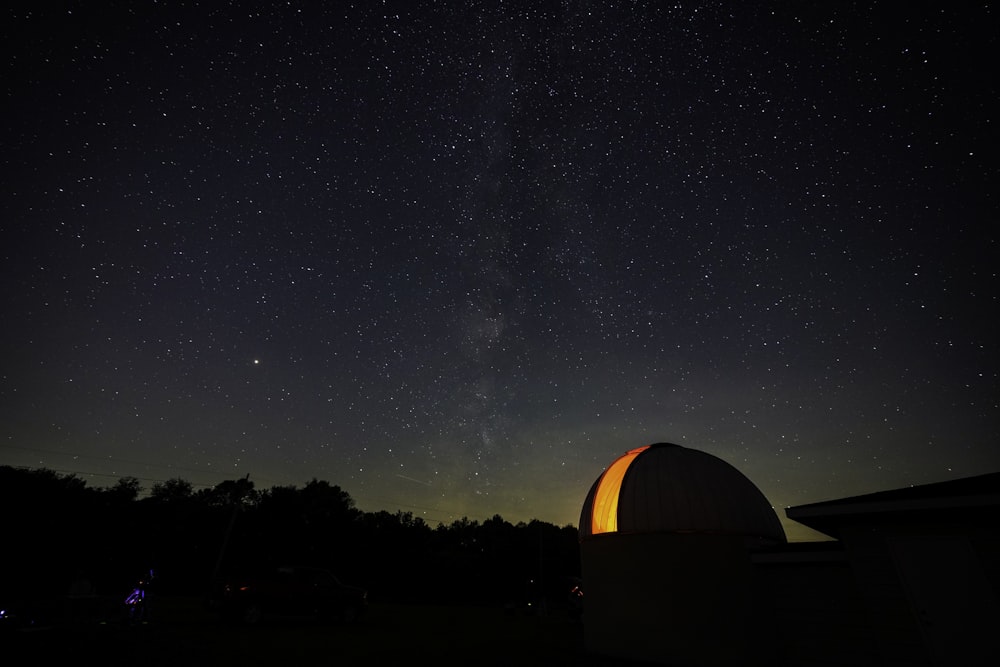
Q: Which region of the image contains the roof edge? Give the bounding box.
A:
[787,493,1000,520]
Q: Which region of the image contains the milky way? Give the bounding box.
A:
[2,2,997,540]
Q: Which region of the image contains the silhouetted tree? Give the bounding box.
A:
[199,476,258,507]
[0,466,103,599]
[149,477,194,503]
[1,465,582,606]
[300,478,358,525]
[105,475,142,502]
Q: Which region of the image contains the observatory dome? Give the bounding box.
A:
[579,443,786,544]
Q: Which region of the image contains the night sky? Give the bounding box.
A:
[3,2,997,541]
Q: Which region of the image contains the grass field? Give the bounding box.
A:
[4,596,647,666]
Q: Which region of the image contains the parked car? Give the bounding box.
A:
[213,565,367,625]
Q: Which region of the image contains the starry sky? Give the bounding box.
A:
[2,1,997,541]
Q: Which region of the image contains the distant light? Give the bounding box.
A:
[253,359,260,365]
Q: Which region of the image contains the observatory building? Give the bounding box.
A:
[579,442,1000,667]
[578,443,785,666]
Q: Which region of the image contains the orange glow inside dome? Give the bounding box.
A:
[590,445,649,534]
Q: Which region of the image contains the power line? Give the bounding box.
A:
[0,443,287,488]
[1,443,228,480]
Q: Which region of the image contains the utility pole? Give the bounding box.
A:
[209,473,249,596]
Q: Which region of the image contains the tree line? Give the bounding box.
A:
[0,465,581,610]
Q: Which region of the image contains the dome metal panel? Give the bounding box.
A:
[580,443,786,543]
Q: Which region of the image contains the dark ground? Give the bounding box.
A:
[2,596,653,666]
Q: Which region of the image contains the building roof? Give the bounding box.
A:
[579,442,786,543]
[785,471,1000,539]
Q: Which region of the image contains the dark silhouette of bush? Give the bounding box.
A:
[0,465,580,610]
